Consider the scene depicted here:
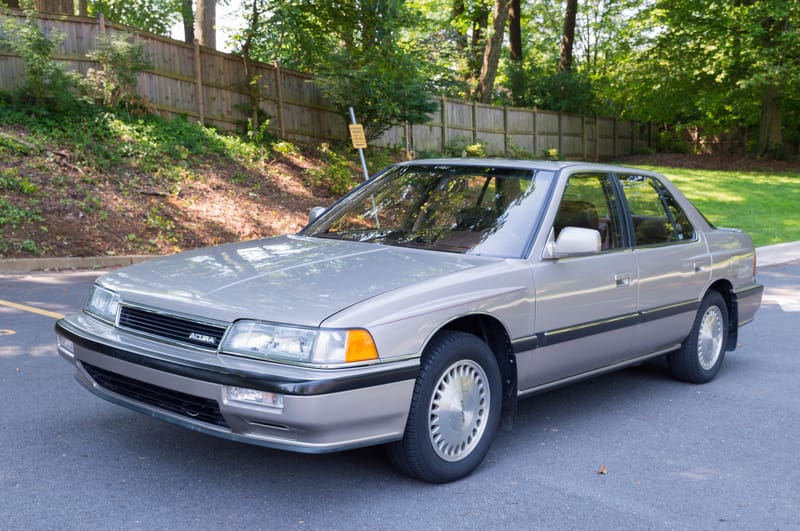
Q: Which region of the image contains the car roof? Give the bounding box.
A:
[396,158,660,176]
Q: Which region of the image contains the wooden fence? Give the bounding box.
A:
[380,97,656,159]
[0,11,656,159]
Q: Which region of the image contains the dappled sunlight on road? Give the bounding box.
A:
[0,344,57,358]
[763,285,800,312]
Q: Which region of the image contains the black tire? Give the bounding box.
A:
[668,291,729,384]
[387,330,502,483]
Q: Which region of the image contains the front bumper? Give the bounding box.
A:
[56,314,418,453]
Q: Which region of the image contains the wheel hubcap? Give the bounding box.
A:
[428,360,490,462]
[697,305,724,371]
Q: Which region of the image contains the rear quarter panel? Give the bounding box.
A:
[705,228,761,325]
[656,175,761,325]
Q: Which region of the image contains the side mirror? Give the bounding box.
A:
[543,226,601,259]
[308,206,326,224]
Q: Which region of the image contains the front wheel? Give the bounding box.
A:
[388,331,502,483]
[668,291,729,384]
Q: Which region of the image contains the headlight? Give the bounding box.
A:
[221,321,379,366]
[85,285,121,323]
[222,321,316,363]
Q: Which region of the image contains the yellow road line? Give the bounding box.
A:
[0,299,65,319]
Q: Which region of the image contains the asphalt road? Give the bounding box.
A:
[1,263,798,530]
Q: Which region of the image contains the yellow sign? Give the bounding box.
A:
[348,124,368,149]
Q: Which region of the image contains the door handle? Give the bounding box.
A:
[614,273,631,287]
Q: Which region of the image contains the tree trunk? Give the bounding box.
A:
[507,0,524,105]
[195,0,216,49]
[475,0,509,103]
[558,0,578,72]
[508,0,522,61]
[758,84,783,157]
[468,4,490,82]
[241,0,260,131]
[181,0,195,44]
[452,0,467,49]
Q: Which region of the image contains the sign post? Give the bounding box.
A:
[348,107,380,228]
[349,107,370,181]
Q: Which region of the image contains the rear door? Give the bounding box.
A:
[617,174,711,355]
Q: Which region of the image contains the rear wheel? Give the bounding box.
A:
[388,331,502,483]
[669,291,729,383]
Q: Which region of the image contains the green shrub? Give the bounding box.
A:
[0,3,83,111]
[314,46,438,142]
[86,32,153,110]
[0,197,42,227]
[0,167,39,194]
[541,147,560,160]
[304,143,359,195]
[506,139,536,160]
[444,136,488,158]
[657,127,694,154]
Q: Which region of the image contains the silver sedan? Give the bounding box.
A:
[56,159,763,483]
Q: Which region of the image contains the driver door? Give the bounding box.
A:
[523,172,638,390]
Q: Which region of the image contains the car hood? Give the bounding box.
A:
[98,235,500,327]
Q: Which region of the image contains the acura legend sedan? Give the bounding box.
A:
[56,159,763,483]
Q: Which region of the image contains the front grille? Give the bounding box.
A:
[118,306,227,350]
[84,363,229,428]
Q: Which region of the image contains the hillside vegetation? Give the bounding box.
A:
[0,103,396,259]
[1,103,799,260]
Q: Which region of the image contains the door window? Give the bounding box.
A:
[620,175,696,246]
[554,173,624,251]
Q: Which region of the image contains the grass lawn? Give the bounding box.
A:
[633,165,800,248]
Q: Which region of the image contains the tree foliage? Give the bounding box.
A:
[232,0,437,140]
[603,0,800,155]
[6,0,797,154]
[87,0,181,36]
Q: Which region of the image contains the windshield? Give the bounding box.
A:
[301,164,552,258]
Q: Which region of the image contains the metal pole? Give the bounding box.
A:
[349,107,370,181]
[348,107,379,229]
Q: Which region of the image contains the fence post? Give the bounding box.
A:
[441,94,447,152]
[595,115,600,161]
[97,12,105,34]
[472,100,478,143]
[532,107,538,156]
[193,40,205,126]
[405,122,412,157]
[503,106,509,156]
[273,62,286,138]
[582,115,587,161]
